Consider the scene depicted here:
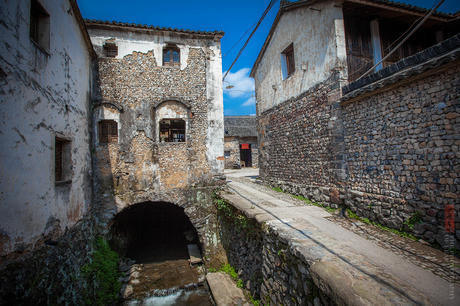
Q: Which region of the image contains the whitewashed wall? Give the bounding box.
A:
[0,0,93,256]
[253,0,347,114]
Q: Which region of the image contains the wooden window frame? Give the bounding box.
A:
[103,42,118,58]
[30,0,50,52]
[282,44,295,78]
[98,120,118,144]
[163,45,180,66]
[159,119,186,143]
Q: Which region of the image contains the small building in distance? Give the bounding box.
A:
[224,116,258,168]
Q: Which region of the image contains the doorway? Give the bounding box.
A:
[240,143,252,167]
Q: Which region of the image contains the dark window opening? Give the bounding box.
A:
[224,151,230,158]
[98,120,118,143]
[282,43,295,79]
[55,136,71,183]
[103,42,118,58]
[30,0,50,51]
[159,119,185,142]
[163,45,180,66]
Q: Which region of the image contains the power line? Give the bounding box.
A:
[223,0,277,81]
[355,0,445,82]
[223,21,258,58]
[349,0,442,80]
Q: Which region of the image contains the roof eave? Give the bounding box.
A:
[250,0,454,78]
[68,0,97,59]
[85,20,224,40]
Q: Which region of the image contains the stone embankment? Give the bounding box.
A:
[220,169,459,305]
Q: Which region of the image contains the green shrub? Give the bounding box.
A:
[81,237,121,305]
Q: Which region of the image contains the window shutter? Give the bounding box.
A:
[110,121,118,142]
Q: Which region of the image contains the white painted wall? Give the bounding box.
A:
[254,0,347,114]
[0,0,92,255]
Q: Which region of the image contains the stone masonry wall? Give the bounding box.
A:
[224,137,241,168]
[342,63,460,247]
[218,201,332,305]
[88,28,225,259]
[258,62,459,249]
[258,72,345,205]
[0,215,94,304]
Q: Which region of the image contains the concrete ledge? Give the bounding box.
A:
[221,185,458,305]
[206,272,250,306]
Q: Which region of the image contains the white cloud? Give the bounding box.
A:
[242,96,255,107]
[223,67,255,98]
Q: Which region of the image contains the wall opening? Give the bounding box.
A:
[109,201,199,263]
[159,119,186,143]
[240,143,252,167]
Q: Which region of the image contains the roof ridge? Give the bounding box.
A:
[84,19,224,36]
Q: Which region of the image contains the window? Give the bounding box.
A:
[224,151,231,158]
[281,43,295,79]
[55,136,71,183]
[30,0,50,51]
[98,120,118,143]
[159,119,185,142]
[163,45,180,66]
[103,42,118,58]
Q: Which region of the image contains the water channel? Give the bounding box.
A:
[110,202,214,305]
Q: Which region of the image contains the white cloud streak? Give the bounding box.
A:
[223,67,255,98]
[242,96,255,107]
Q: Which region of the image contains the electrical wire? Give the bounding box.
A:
[223,21,258,58]
[223,0,277,81]
[355,0,445,82]
[349,0,442,80]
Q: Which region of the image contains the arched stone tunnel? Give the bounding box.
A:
[109,201,201,263]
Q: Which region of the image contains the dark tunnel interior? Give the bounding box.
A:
[109,202,200,263]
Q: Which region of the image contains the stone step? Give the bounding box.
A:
[187,244,202,265]
[206,272,250,306]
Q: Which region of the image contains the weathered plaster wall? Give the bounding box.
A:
[88,26,225,257]
[253,0,347,114]
[0,0,93,257]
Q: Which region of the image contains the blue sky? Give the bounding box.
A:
[77,0,459,116]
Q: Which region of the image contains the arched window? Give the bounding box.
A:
[159,119,185,142]
[163,45,180,66]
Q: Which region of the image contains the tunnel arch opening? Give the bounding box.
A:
[109,201,200,263]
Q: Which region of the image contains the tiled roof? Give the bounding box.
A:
[344,0,456,19]
[224,116,258,138]
[85,19,224,37]
[341,34,460,102]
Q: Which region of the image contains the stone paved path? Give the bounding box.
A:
[223,168,460,305]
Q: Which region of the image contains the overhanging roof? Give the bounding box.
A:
[250,0,456,78]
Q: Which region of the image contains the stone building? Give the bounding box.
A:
[224,116,258,168]
[85,20,225,259]
[252,0,459,249]
[0,0,96,302]
[0,1,225,303]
